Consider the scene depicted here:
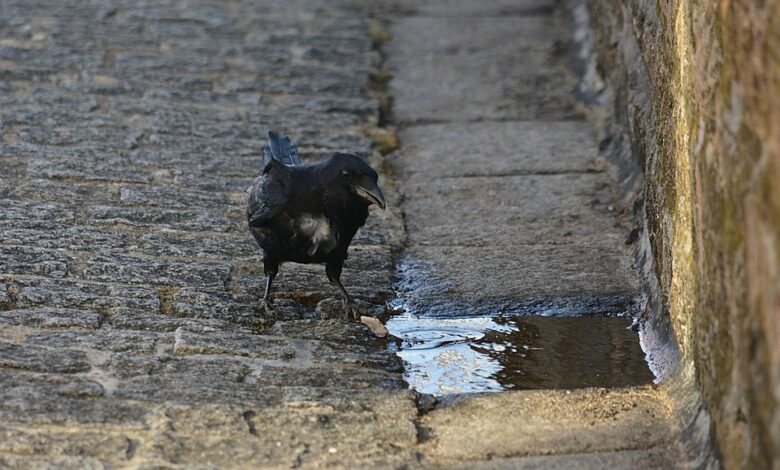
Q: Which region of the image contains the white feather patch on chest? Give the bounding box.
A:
[295,214,337,256]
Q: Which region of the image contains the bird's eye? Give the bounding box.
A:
[340,169,352,179]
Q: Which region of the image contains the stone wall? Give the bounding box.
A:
[585,0,780,468]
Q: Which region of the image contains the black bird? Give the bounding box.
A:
[246,131,386,318]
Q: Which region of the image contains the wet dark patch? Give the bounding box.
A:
[387,314,654,396]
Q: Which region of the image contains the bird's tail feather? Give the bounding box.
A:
[263,131,301,167]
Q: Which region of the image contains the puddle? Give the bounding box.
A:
[387,313,655,396]
[386,257,655,396]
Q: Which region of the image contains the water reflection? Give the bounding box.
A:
[387,314,654,396]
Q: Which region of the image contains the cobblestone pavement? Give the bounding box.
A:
[0,0,689,468]
[0,1,418,468]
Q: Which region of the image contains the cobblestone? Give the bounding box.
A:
[0,308,103,329]
[0,343,91,373]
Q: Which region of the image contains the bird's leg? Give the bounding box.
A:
[263,273,275,303]
[327,260,357,321]
[333,277,353,304]
[333,277,358,321]
[262,259,279,317]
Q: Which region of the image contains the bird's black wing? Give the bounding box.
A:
[262,131,301,168]
[246,160,292,227]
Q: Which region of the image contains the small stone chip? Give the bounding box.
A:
[360,316,388,338]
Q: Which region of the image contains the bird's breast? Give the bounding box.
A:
[293,214,338,256]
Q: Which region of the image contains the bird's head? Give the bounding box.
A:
[321,153,386,210]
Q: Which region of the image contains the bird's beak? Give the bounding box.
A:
[353,182,386,210]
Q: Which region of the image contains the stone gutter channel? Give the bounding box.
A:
[373,0,691,467]
[0,0,694,468]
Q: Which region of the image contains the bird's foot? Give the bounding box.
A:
[342,299,359,322]
[262,298,277,318]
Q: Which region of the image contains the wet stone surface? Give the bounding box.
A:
[385,0,651,398]
[387,314,654,396]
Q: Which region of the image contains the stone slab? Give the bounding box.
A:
[446,447,681,469]
[389,17,580,122]
[421,387,677,463]
[398,121,599,178]
[400,244,639,317]
[394,0,555,17]
[402,173,622,246]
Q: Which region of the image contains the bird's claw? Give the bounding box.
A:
[342,300,360,322]
[262,299,277,318]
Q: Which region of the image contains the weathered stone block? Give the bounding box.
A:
[173,326,296,359]
[12,278,160,311]
[0,308,102,329]
[108,307,239,333]
[0,426,135,462]
[78,254,230,287]
[0,200,75,226]
[172,288,264,326]
[85,205,235,232]
[0,246,69,278]
[0,342,90,374]
[26,330,164,355]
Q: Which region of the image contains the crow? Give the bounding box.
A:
[246,131,386,319]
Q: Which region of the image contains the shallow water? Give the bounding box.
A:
[386,313,655,396]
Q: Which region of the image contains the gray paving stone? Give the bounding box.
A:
[402,244,639,317]
[421,387,676,462]
[10,179,115,206]
[0,426,136,463]
[0,227,128,252]
[27,152,154,183]
[264,319,379,344]
[78,254,231,287]
[453,448,681,469]
[0,393,150,428]
[0,454,105,470]
[0,200,75,226]
[0,246,70,278]
[0,371,104,399]
[389,0,553,15]
[0,308,102,329]
[245,364,404,390]
[0,342,90,373]
[172,288,265,326]
[84,205,237,232]
[173,326,296,359]
[11,278,161,311]
[398,121,599,178]
[26,330,164,354]
[119,185,237,209]
[106,354,250,381]
[402,173,621,246]
[141,400,418,468]
[389,16,580,123]
[108,307,241,333]
[138,232,257,259]
[108,357,284,405]
[309,340,403,372]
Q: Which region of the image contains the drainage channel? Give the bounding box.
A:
[380,0,655,397]
[384,259,655,396]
